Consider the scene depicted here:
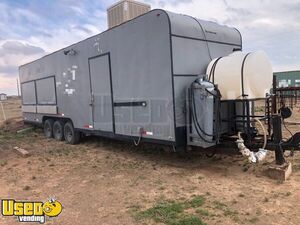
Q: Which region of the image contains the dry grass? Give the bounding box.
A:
[0,96,22,123]
[0,98,300,225]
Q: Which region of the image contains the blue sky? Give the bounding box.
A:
[0,0,299,95]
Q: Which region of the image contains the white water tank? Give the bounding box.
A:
[206,51,273,100]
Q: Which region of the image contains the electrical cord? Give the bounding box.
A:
[133,128,143,146]
[133,135,142,146]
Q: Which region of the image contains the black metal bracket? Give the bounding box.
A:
[113,101,147,107]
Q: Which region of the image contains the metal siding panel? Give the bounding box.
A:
[23,112,43,124]
[168,13,206,39]
[207,42,240,58]
[21,81,36,105]
[37,105,57,114]
[109,11,175,141]
[89,54,113,132]
[172,36,239,75]
[22,105,37,113]
[19,10,175,142]
[166,11,241,47]
[36,77,56,105]
[174,76,200,127]
[172,36,211,75]
[19,9,241,144]
[196,19,242,46]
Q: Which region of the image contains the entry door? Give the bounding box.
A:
[89,54,114,132]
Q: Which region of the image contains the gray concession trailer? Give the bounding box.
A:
[19,9,242,147]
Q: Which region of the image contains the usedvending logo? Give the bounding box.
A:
[1,197,62,224]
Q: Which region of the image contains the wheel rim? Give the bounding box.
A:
[65,125,73,142]
[54,124,62,138]
[45,123,51,136]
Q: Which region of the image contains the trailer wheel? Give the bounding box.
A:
[64,122,80,145]
[44,119,54,138]
[53,120,65,141]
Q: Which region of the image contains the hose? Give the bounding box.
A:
[235,117,268,163]
[236,133,268,163]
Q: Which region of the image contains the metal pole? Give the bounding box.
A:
[272,75,277,114]
[0,101,6,121]
[17,78,20,97]
[246,99,251,144]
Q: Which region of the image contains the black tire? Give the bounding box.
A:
[53,120,65,141]
[44,119,54,138]
[64,121,80,145]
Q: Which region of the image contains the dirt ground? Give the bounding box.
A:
[0,99,300,225]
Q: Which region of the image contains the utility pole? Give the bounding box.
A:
[17,78,20,97]
[0,101,6,121]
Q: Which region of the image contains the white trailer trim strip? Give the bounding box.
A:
[37,105,57,114]
[22,105,37,113]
